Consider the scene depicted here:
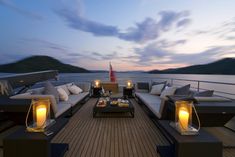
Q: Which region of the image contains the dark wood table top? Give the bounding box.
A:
[94,97,134,112]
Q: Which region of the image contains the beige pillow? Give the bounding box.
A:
[68,84,83,95]
[150,84,165,95]
[57,87,69,101]
[160,86,177,99]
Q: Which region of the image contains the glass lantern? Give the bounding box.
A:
[94,80,101,88]
[26,98,53,132]
[170,100,199,135]
[126,80,133,89]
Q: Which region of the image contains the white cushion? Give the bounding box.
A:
[68,84,83,95]
[57,87,69,101]
[150,84,165,95]
[160,86,177,99]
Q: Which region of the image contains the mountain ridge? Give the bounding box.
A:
[0,56,90,73]
[149,58,235,75]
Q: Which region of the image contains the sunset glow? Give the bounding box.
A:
[0,0,235,71]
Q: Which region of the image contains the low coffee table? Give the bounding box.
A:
[93,97,134,118]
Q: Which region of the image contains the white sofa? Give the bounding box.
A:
[135,91,167,119]
[10,82,91,118]
[135,82,232,120]
[135,82,195,119]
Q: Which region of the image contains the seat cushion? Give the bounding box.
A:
[151,81,167,90]
[67,84,83,94]
[57,87,69,101]
[175,84,190,96]
[68,92,89,107]
[55,102,71,118]
[150,84,165,95]
[194,90,214,97]
[43,81,59,103]
[160,86,177,99]
[57,84,71,96]
[136,92,162,118]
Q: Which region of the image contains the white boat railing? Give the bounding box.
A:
[77,76,235,100]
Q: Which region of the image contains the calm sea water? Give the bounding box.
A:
[57,72,235,99]
[1,72,235,99]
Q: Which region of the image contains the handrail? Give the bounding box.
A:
[87,76,235,99]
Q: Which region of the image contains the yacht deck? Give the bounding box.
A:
[52,98,235,157]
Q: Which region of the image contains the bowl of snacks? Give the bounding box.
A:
[97,99,107,107]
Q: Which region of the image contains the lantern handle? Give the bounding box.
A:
[25,100,33,130]
[192,103,201,132]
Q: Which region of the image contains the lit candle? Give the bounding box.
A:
[36,105,47,128]
[95,80,100,87]
[179,107,189,131]
[127,82,131,87]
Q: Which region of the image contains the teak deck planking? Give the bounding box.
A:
[52,98,235,157]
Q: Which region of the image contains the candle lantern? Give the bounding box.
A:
[94,80,101,88]
[26,98,53,132]
[171,99,200,135]
[126,80,133,89]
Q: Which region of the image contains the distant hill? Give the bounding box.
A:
[0,56,90,73]
[149,58,235,75]
[90,70,108,73]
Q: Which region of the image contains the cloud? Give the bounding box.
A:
[67,53,83,57]
[225,36,235,40]
[133,39,235,67]
[191,17,235,40]
[90,51,119,60]
[55,8,119,36]
[177,18,191,27]
[158,11,190,31]
[21,38,69,54]
[54,0,119,37]
[156,39,187,48]
[54,1,191,43]
[0,0,43,20]
[118,11,190,43]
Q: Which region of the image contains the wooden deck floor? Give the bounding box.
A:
[52,98,235,157]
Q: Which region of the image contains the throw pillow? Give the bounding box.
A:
[43,81,59,103]
[194,90,214,97]
[150,84,165,95]
[151,81,167,86]
[160,87,177,99]
[151,81,167,90]
[137,82,149,90]
[68,84,83,94]
[57,87,69,101]
[174,84,190,96]
[61,85,70,96]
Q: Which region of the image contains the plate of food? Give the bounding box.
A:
[97,99,107,107]
[110,100,118,106]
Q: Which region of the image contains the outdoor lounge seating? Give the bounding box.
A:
[135,81,171,119]
[10,82,91,118]
[135,81,235,127]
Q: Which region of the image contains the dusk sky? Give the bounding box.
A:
[0,0,235,71]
